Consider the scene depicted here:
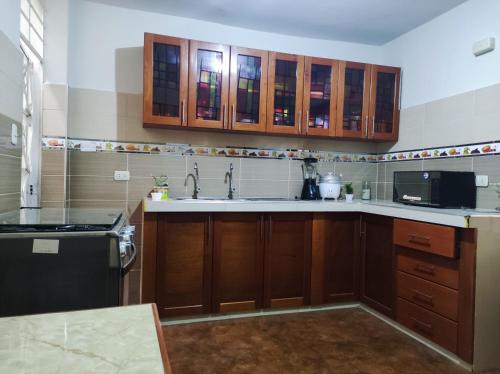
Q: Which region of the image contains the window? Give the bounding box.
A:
[20,0,44,61]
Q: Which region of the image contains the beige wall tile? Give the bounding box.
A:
[0,32,23,85]
[476,186,500,210]
[0,193,20,213]
[473,155,500,183]
[385,160,423,183]
[0,114,22,157]
[474,83,500,117]
[41,201,65,208]
[68,200,127,209]
[69,88,117,116]
[241,158,289,180]
[377,163,386,183]
[0,155,21,194]
[128,154,186,178]
[288,180,303,200]
[42,109,67,137]
[239,180,288,198]
[422,157,473,172]
[335,163,377,183]
[41,150,65,176]
[43,84,68,111]
[196,178,235,199]
[187,156,239,181]
[69,176,126,200]
[0,71,23,123]
[127,200,143,224]
[68,113,117,140]
[69,151,126,176]
[41,175,65,202]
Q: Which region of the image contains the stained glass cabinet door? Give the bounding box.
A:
[336,61,371,139]
[266,52,304,135]
[188,41,230,129]
[302,57,339,137]
[368,65,401,141]
[143,33,188,127]
[229,47,268,132]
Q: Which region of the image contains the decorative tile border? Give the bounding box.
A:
[42,137,500,163]
[378,141,500,162]
[41,137,377,163]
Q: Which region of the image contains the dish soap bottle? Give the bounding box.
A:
[362,180,371,200]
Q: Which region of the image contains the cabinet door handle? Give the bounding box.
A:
[298,111,302,133]
[408,234,431,246]
[364,115,368,138]
[231,104,236,128]
[371,116,375,137]
[411,317,433,335]
[222,104,227,128]
[181,99,186,125]
[305,110,309,133]
[260,215,264,242]
[414,263,436,276]
[411,289,434,306]
[268,216,272,242]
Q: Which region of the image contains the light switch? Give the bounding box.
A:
[476,175,489,187]
[114,171,130,181]
[11,124,17,145]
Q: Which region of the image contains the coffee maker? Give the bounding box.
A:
[301,157,320,200]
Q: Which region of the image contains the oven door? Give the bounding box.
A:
[0,234,122,317]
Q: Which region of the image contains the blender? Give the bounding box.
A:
[301,157,320,200]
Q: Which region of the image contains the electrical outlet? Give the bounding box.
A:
[476,175,489,187]
[114,171,130,181]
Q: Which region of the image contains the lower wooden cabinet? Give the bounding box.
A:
[361,214,395,317]
[155,213,212,318]
[212,213,264,313]
[263,213,312,308]
[324,213,360,303]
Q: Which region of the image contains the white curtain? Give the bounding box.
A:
[21,53,42,208]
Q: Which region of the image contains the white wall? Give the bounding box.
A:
[0,0,20,47]
[43,0,69,84]
[67,0,383,94]
[383,0,500,109]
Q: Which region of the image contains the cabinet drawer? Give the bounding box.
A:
[397,271,458,321]
[394,219,456,258]
[397,298,457,353]
[397,248,459,289]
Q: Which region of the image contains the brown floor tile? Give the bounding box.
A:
[163,308,467,374]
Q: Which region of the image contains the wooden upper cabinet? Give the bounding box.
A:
[266,52,305,135]
[302,57,339,137]
[264,213,312,308]
[229,47,268,132]
[368,65,401,141]
[212,213,264,313]
[188,40,230,129]
[143,33,189,127]
[336,61,371,139]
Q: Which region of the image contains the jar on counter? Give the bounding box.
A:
[362,180,371,200]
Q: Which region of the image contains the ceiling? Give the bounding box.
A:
[85,0,467,45]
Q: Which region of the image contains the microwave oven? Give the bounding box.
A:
[393,171,476,209]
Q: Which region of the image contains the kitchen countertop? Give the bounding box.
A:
[0,304,168,374]
[143,198,500,228]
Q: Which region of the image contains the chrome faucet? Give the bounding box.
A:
[184,162,201,199]
[224,163,235,200]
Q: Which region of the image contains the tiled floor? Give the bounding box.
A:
[163,308,467,374]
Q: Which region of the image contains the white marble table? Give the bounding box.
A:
[0,304,169,374]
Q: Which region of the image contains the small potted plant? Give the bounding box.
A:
[345,182,354,203]
[151,175,169,201]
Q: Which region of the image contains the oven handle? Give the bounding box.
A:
[122,243,137,275]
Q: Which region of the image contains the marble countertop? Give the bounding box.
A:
[0,304,167,374]
[144,198,500,228]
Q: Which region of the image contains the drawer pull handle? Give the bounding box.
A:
[414,263,436,276]
[411,317,433,335]
[412,289,434,306]
[408,234,431,246]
